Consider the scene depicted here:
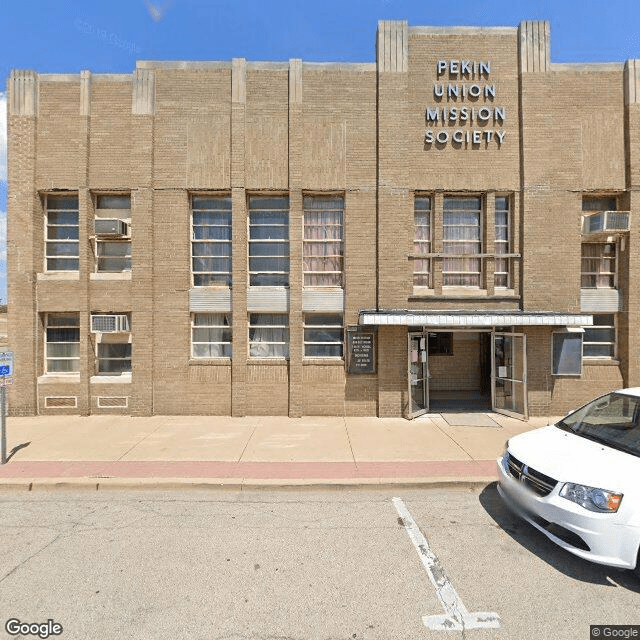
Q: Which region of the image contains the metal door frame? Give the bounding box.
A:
[491,331,528,420]
[407,331,429,419]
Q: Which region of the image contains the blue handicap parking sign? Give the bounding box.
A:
[0,366,9,376]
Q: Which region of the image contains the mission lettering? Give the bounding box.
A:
[424,59,506,148]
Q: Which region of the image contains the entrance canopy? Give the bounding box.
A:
[359,310,593,327]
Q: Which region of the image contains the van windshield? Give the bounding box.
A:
[556,392,640,458]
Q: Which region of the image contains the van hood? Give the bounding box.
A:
[507,425,640,491]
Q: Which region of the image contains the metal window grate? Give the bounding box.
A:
[97,396,128,408]
[45,396,78,408]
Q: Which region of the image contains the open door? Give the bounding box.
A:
[408,332,429,418]
[491,332,528,420]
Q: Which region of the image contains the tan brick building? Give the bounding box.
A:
[7,20,640,419]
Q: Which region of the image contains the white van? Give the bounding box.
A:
[497,388,640,577]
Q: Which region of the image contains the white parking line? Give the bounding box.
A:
[392,497,501,632]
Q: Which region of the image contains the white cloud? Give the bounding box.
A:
[0,92,6,182]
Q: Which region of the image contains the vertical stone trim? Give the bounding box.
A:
[132,69,156,115]
[484,192,496,296]
[80,70,91,116]
[376,21,408,73]
[289,59,302,105]
[231,188,247,415]
[78,190,92,415]
[623,190,640,386]
[131,95,155,414]
[232,58,247,104]
[512,191,521,295]
[231,58,247,415]
[7,76,38,414]
[288,191,303,417]
[433,193,444,295]
[518,21,550,73]
[9,70,38,116]
[288,59,303,416]
[624,59,640,105]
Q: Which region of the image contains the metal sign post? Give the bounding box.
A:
[0,352,14,465]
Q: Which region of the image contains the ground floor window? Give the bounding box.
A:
[45,313,80,373]
[583,314,616,359]
[304,314,343,358]
[249,314,289,358]
[97,343,132,373]
[191,313,232,358]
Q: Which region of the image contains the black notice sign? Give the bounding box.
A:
[347,330,376,374]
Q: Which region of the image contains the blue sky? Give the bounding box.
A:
[1,0,639,304]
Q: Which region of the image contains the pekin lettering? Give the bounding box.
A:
[425,58,506,149]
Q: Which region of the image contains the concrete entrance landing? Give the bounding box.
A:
[440,413,502,428]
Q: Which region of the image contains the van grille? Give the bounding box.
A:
[506,453,558,497]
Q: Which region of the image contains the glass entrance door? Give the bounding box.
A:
[408,332,429,418]
[491,332,528,420]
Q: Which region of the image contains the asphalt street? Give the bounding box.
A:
[0,486,638,640]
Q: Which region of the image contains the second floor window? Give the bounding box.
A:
[46,195,79,271]
[413,197,432,288]
[303,196,343,287]
[95,195,131,273]
[249,196,289,287]
[192,196,232,287]
[494,197,510,288]
[443,196,482,287]
[581,243,616,288]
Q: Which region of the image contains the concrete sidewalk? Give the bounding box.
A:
[0,412,559,489]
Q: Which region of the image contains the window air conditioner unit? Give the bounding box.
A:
[581,211,630,236]
[95,218,129,237]
[91,314,130,333]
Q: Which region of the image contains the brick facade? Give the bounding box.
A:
[7,20,640,418]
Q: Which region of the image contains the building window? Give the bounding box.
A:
[249,196,289,287]
[443,196,482,287]
[304,314,343,358]
[45,313,80,373]
[191,196,232,287]
[495,196,510,288]
[191,313,232,358]
[249,314,289,358]
[97,343,132,374]
[46,195,79,271]
[552,331,583,376]
[581,243,616,288]
[95,195,131,272]
[428,332,453,356]
[413,197,432,287]
[582,196,617,213]
[583,314,616,359]
[303,196,344,287]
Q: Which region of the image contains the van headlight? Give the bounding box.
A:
[559,483,622,513]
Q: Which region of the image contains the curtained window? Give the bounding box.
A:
[413,197,432,287]
[443,196,482,287]
[303,196,344,287]
[191,196,232,287]
[191,313,232,358]
[249,314,289,358]
[581,243,615,288]
[494,196,510,288]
